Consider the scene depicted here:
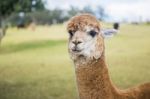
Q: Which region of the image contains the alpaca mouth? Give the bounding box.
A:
[72,48,82,53]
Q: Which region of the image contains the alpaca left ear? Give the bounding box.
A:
[101,29,118,38]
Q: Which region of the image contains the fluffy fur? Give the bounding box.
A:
[67,14,150,99]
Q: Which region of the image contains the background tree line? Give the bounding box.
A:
[0,0,107,27]
[6,6,106,26]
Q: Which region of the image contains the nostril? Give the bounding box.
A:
[77,41,82,44]
[72,41,82,45]
[72,41,76,44]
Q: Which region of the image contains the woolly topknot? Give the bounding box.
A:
[67,14,101,32]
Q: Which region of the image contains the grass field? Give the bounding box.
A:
[0,24,150,99]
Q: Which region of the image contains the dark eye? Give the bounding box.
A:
[68,30,73,37]
[88,30,97,37]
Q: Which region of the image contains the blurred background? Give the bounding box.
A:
[0,0,150,99]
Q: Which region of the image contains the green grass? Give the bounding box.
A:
[0,24,150,99]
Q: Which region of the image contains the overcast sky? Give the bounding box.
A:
[45,0,150,22]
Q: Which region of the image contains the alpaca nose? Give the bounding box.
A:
[72,40,82,46]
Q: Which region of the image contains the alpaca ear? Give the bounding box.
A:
[101,29,118,38]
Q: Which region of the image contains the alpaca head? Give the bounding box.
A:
[67,14,104,65]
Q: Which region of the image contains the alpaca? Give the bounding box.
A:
[67,14,150,99]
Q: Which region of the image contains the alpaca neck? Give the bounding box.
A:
[75,53,119,99]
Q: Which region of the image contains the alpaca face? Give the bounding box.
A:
[67,14,104,63]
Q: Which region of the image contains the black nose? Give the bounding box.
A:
[72,41,82,45]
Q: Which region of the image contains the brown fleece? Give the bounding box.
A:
[67,14,150,99]
[67,14,101,32]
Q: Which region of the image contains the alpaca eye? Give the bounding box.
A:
[88,30,97,37]
[68,30,73,37]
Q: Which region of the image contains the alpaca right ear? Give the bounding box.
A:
[101,29,118,38]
